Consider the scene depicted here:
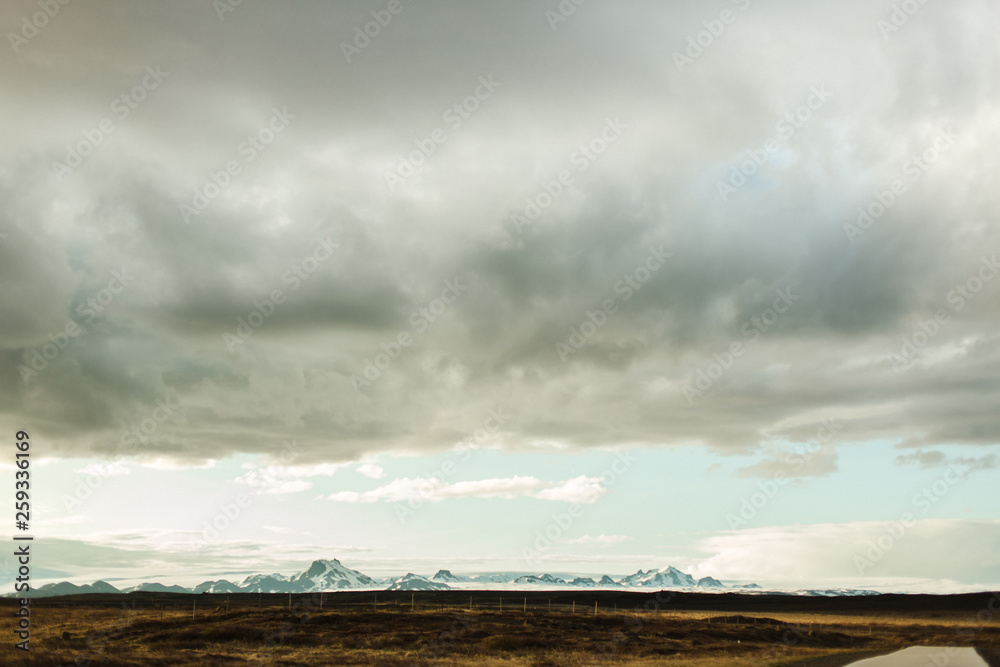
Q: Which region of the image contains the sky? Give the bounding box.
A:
[2,0,999,593]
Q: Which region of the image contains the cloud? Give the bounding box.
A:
[895,450,998,474]
[75,461,131,477]
[895,450,948,468]
[0,533,374,586]
[736,443,839,480]
[234,462,344,494]
[0,1,998,470]
[327,475,606,504]
[693,520,1000,588]
[140,459,218,472]
[564,534,633,547]
[356,462,384,479]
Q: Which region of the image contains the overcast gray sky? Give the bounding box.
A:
[2,0,998,590]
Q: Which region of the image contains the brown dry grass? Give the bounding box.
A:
[1,598,997,666]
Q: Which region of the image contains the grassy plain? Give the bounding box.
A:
[1,590,998,665]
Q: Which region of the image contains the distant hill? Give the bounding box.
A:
[20,559,881,598]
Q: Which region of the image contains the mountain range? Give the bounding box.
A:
[23,559,879,598]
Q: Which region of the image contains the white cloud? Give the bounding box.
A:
[235,470,313,495]
[240,462,344,477]
[564,534,633,547]
[534,476,607,503]
[356,462,384,479]
[327,475,606,504]
[75,461,131,477]
[140,458,218,471]
[692,519,1000,590]
[235,462,345,494]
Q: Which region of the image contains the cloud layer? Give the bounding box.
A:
[326,475,606,504]
[2,0,999,475]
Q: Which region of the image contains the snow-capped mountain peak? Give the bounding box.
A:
[16,559,834,599]
[618,566,696,588]
[289,559,377,591]
[387,573,450,591]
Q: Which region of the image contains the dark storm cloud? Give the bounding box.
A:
[2,0,999,465]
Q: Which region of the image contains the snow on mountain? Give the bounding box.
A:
[193,580,243,594]
[468,572,521,583]
[386,573,450,591]
[239,573,296,593]
[512,574,567,586]
[619,566,696,588]
[288,559,379,591]
[18,560,790,597]
[799,589,881,597]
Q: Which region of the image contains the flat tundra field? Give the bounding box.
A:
[1,591,998,665]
